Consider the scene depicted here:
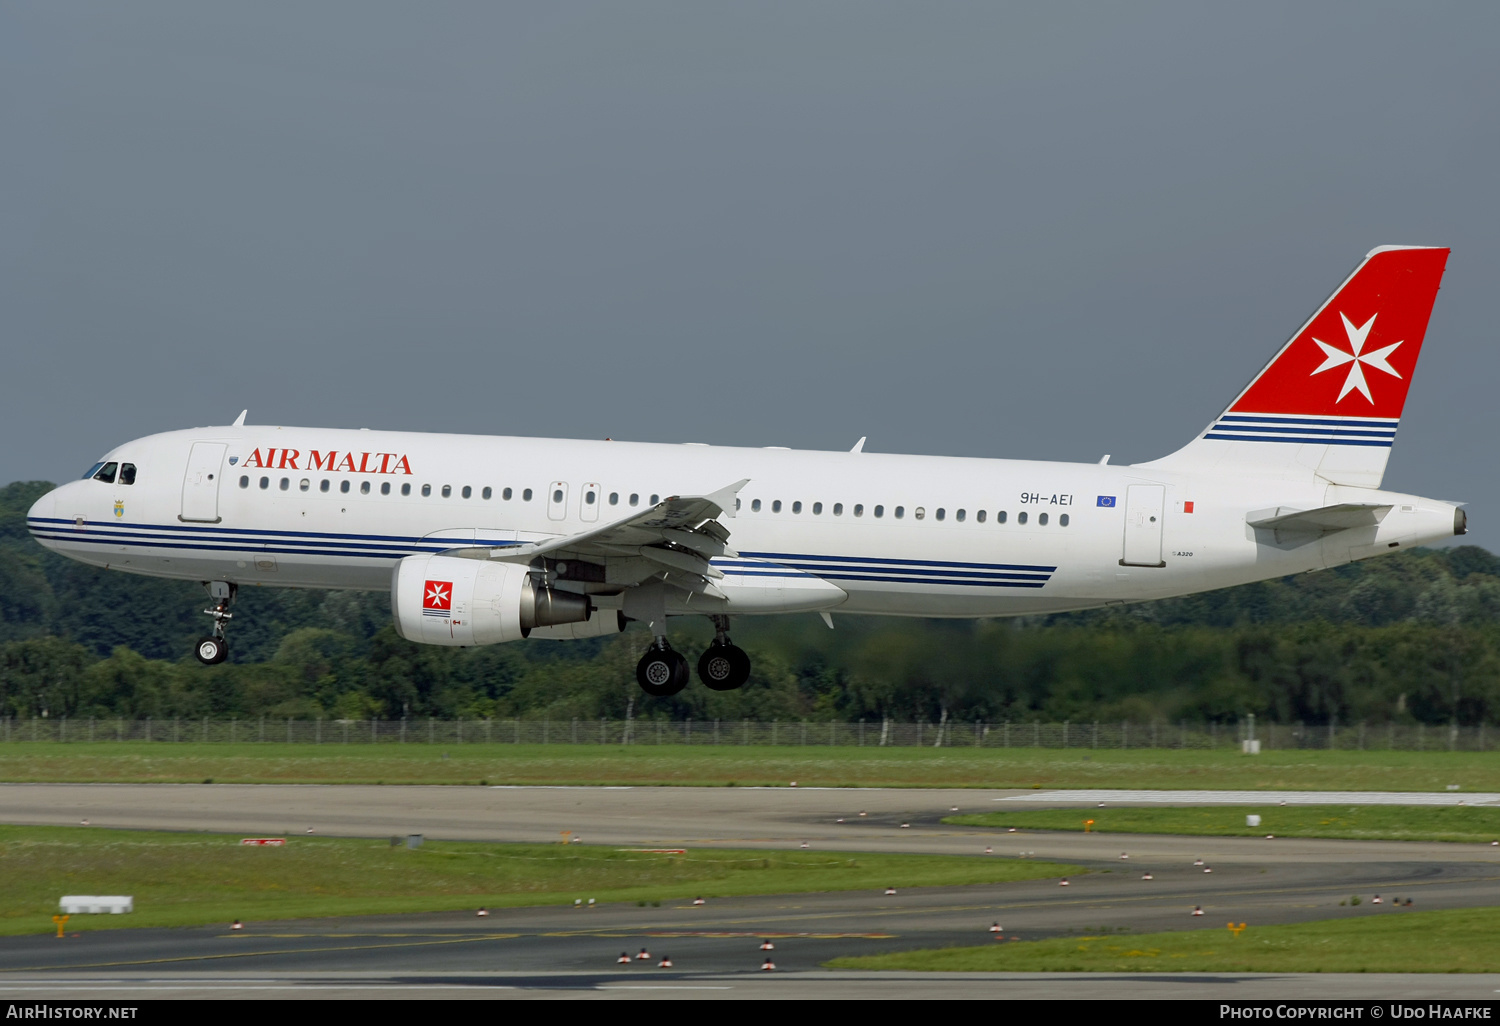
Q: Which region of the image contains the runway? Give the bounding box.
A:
[2,784,1499,999]
[5,783,1500,864]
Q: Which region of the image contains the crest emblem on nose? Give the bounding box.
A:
[113,501,124,519]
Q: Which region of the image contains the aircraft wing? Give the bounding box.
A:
[469,479,749,595]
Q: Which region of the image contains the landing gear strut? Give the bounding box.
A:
[697,615,751,691]
[194,581,235,665]
[636,637,689,697]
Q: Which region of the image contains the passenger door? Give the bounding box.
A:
[180,442,227,523]
[1120,483,1166,567]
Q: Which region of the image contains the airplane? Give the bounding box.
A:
[26,245,1463,697]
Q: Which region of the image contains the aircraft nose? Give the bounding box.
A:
[27,485,62,532]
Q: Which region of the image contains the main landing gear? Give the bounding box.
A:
[194,581,235,665]
[633,615,751,697]
[698,615,751,692]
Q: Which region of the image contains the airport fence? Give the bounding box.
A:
[0,716,1494,751]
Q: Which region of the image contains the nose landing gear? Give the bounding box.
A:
[194,581,235,665]
[698,615,751,691]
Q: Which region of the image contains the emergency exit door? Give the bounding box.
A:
[547,481,569,521]
[1120,483,1166,567]
[180,442,226,523]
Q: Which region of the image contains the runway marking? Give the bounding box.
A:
[0,985,521,992]
[220,932,523,939]
[596,986,734,990]
[0,933,524,973]
[644,931,894,939]
[1003,789,1500,806]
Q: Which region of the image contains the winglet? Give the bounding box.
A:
[850,436,866,453]
[703,478,750,519]
[232,410,248,428]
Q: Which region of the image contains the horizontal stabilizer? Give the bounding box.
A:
[1246,502,1391,534]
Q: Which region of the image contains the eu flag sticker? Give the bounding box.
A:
[1097,495,1117,508]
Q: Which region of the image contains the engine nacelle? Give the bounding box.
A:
[392,554,591,647]
[527,610,627,640]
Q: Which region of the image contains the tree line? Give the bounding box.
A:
[3,479,1498,725]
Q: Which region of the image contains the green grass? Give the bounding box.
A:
[828,906,1500,973]
[0,825,1078,937]
[946,806,1500,844]
[2,743,1500,790]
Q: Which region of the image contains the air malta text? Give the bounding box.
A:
[241,449,413,475]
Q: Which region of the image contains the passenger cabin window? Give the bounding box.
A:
[442,485,452,498]
[340,480,350,493]
[421,484,432,497]
[462,486,472,499]
[93,463,118,484]
[914,507,925,520]
[280,477,290,491]
[260,477,270,490]
[791,501,801,514]
[118,464,137,486]
[997,510,1007,523]
[1017,511,1028,525]
[553,488,563,503]
[320,480,331,493]
[381,482,391,495]
[935,508,945,521]
[1060,513,1070,526]
[650,494,660,504]
[853,504,864,517]
[482,486,491,499]
[401,483,411,496]
[503,487,513,500]
[1038,512,1049,525]
[977,510,986,523]
[772,500,782,513]
[813,502,822,514]
[751,499,762,512]
[523,488,533,501]
[629,493,639,506]
[609,492,619,505]
[239,476,249,489]
[361,481,371,495]
[300,479,310,492]
[895,506,904,519]
[956,509,965,522]
[874,505,884,518]
[833,503,843,516]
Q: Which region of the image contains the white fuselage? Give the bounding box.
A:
[26,425,1461,621]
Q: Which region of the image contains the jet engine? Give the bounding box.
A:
[391,553,591,647]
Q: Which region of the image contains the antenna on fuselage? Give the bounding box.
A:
[850,436,866,453]
[232,410,248,428]
[1098,454,1110,465]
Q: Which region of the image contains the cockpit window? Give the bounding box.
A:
[118,464,137,486]
[93,462,118,484]
[82,463,105,480]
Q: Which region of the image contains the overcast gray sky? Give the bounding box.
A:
[3,3,1497,542]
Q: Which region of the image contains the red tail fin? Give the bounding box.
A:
[1226,245,1448,420]
[1146,246,1449,487]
